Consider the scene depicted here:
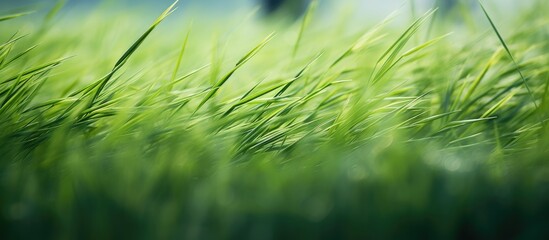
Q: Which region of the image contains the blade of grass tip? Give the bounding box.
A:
[213,7,261,86]
[446,132,484,146]
[292,0,318,59]
[424,5,439,41]
[238,77,268,102]
[276,51,323,97]
[223,78,296,117]
[377,8,436,64]
[463,73,532,119]
[172,64,210,85]
[89,0,179,106]
[357,92,430,135]
[235,32,276,67]
[1,68,51,115]
[370,8,436,85]
[0,45,12,66]
[2,45,38,68]
[478,1,539,112]
[0,32,19,65]
[0,11,34,22]
[23,97,78,113]
[414,110,461,125]
[222,78,268,117]
[195,32,276,113]
[169,25,192,91]
[0,34,27,50]
[454,90,515,138]
[329,14,394,70]
[0,73,25,111]
[17,73,49,111]
[481,89,517,119]
[434,116,497,135]
[1,56,70,85]
[402,32,450,58]
[248,51,322,121]
[461,49,501,104]
[116,1,178,68]
[374,32,451,83]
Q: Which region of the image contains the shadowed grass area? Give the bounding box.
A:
[1,0,548,239]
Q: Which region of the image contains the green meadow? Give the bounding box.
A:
[1,0,548,239]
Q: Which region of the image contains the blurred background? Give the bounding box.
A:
[0,0,535,19]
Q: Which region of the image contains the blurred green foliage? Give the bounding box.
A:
[1,0,548,239]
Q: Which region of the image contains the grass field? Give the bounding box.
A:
[1,0,549,239]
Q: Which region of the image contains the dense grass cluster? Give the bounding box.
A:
[1,0,548,239]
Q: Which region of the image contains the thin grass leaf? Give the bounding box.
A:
[462,49,501,104]
[169,26,191,90]
[374,32,449,82]
[1,45,37,68]
[292,0,318,59]
[223,78,290,117]
[481,90,517,118]
[195,32,275,113]
[276,51,322,97]
[479,1,539,111]
[0,11,33,22]
[1,56,69,85]
[89,0,179,106]
[0,34,27,53]
[370,9,436,84]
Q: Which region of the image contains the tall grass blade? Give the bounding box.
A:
[292,0,318,59]
[478,1,538,111]
[0,12,33,22]
[89,0,179,106]
[195,32,275,113]
[169,26,192,90]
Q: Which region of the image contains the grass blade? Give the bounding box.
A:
[0,11,33,22]
[478,1,539,111]
[89,0,179,106]
[195,32,275,113]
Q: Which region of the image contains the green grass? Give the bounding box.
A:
[1,0,549,239]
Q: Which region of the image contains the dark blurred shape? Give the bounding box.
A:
[261,0,309,17]
[436,0,477,14]
[264,0,284,13]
